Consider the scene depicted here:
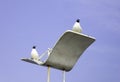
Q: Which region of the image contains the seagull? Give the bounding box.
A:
[72,19,82,33]
[31,46,39,60]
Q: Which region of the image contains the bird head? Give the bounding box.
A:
[32,46,36,49]
[76,19,80,23]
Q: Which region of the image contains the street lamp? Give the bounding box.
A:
[21,30,95,82]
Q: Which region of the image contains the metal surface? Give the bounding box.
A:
[63,70,66,82]
[47,67,50,82]
[21,30,95,71]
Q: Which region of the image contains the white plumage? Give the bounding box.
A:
[72,19,82,33]
[31,46,39,60]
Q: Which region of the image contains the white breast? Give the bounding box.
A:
[72,22,82,33]
[31,49,39,60]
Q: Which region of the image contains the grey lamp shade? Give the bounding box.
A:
[21,30,95,72]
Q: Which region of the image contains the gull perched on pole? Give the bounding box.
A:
[31,46,39,61]
[72,19,82,33]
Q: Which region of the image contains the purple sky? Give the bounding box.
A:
[0,0,120,82]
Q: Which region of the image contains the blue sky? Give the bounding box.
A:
[0,0,120,82]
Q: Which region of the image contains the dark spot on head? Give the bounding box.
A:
[33,46,36,49]
[76,19,80,22]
